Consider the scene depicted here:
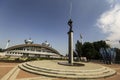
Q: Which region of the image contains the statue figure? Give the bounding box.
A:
[68,19,73,32]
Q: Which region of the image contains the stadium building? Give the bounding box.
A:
[3,39,62,58]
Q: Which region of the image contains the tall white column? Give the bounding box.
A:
[68,31,73,64]
[68,19,74,65]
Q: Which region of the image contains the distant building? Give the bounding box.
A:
[3,39,62,58]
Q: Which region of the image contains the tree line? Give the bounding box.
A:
[75,40,120,62]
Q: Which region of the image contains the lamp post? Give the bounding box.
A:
[68,19,73,65]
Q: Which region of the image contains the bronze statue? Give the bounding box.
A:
[68,19,73,32]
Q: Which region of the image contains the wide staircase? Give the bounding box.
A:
[18,61,116,79]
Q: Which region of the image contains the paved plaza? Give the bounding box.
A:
[0,60,120,80]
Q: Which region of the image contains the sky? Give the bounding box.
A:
[0,0,120,55]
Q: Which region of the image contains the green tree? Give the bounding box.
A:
[115,48,120,63]
[74,40,110,60]
[93,40,110,59]
[82,42,93,59]
[75,40,82,57]
[93,41,109,51]
[82,42,99,60]
[0,48,3,52]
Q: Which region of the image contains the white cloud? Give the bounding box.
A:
[97,3,120,48]
[106,0,117,7]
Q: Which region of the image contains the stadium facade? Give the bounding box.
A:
[3,39,62,58]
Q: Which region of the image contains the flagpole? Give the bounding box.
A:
[80,34,83,44]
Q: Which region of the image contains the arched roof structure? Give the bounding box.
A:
[4,44,62,56]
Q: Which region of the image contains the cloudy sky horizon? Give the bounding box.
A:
[97,0,120,48]
[0,0,120,55]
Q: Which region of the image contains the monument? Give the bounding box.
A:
[68,19,74,65]
[17,19,116,79]
[17,2,116,79]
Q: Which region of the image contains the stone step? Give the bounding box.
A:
[26,62,107,73]
[19,63,116,79]
[24,63,112,76]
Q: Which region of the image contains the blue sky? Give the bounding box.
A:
[0,0,119,55]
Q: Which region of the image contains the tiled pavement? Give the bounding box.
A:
[0,61,120,80]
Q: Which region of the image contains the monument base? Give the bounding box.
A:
[19,60,116,79]
[58,61,85,66]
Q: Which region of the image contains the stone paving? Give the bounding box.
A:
[0,67,13,79]
[0,60,120,80]
[0,62,19,79]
